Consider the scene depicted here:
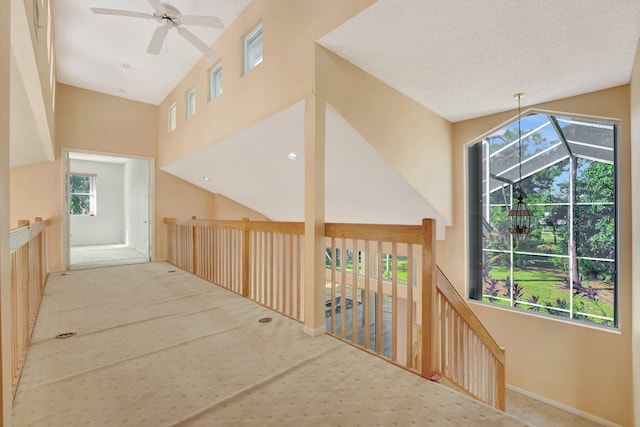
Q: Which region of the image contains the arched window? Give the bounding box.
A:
[468,113,617,327]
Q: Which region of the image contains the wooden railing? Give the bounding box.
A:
[9,218,48,397]
[435,268,506,410]
[164,218,305,321]
[164,217,505,410]
[323,221,432,374]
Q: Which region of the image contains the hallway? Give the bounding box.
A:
[12,262,593,426]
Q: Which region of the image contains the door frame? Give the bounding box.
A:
[62,148,155,269]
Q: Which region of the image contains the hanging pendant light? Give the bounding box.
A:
[508,93,534,241]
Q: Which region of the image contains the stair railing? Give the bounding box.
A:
[9,217,48,397]
[165,217,505,410]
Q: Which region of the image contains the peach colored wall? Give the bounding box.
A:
[9,84,224,269]
[315,47,453,225]
[630,39,640,426]
[211,193,268,221]
[448,86,632,426]
[158,0,374,168]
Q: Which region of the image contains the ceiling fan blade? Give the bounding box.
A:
[180,15,224,29]
[147,0,166,14]
[176,27,220,62]
[147,23,171,55]
[91,7,154,20]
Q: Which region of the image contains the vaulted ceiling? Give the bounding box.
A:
[51,0,640,232]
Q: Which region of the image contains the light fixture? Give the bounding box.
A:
[202,176,211,182]
[287,152,298,161]
[508,93,534,242]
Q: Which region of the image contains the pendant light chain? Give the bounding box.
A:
[508,93,534,242]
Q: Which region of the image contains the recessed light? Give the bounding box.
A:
[287,152,298,160]
[202,176,211,182]
[112,88,125,94]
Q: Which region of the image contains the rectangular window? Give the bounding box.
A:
[186,88,196,119]
[168,103,176,131]
[244,23,263,73]
[209,63,223,101]
[69,174,96,216]
[468,113,617,327]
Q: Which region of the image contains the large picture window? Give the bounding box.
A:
[69,173,97,216]
[468,113,617,327]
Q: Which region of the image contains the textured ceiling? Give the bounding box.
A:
[53,0,251,105]
[319,0,640,122]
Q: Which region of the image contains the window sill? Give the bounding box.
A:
[467,299,621,334]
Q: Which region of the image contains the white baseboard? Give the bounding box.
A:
[302,325,326,337]
[506,384,621,427]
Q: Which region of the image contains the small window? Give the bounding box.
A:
[69,174,97,216]
[186,88,196,119]
[209,63,223,101]
[244,23,263,73]
[168,103,177,131]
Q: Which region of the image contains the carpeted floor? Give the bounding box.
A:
[70,244,149,269]
[14,262,527,426]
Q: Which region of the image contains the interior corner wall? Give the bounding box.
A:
[449,85,632,426]
[629,39,640,427]
[314,46,453,228]
[69,159,124,246]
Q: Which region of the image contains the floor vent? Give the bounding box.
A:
[55,332,77,339]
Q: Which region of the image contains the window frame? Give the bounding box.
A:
[186,88,196,119]
[244,23,263,74]
[467,111,619,328]
[168,103,177,132]
[69,173,97,216]
[209,63,223,102]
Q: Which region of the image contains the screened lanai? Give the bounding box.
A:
[470,112,617,326]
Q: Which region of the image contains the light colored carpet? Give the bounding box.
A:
[70,244,148,269]
[14,262,526,426]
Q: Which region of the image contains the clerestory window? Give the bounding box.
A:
[244,23,263,73]
[209,63,222,101]
[468,113,617,327]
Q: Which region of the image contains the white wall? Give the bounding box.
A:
[70,159,124,245]
[123,158,149,255]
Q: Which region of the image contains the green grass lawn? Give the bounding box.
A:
[485,265,614,324]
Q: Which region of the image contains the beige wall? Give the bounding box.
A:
[447,86,632,426]
[315,47,453,225]
[10,84,228,269]
[630,39,640,426]
[158,0,374,168]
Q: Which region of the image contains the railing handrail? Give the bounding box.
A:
[325,223,423,244]
[436,267,505,364]
[10,219,47,254]
[164,216,505,410]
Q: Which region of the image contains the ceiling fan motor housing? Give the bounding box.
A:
[156,4,181,24]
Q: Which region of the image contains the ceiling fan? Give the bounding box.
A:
[91,0,224,61]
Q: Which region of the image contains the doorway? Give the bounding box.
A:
[64,150,153,270]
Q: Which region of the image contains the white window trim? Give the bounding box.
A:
[69,173,97,216]
[244,23,263,74]
[209,63,223,102]
[168,103,177,132]
[186,88,196,119]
